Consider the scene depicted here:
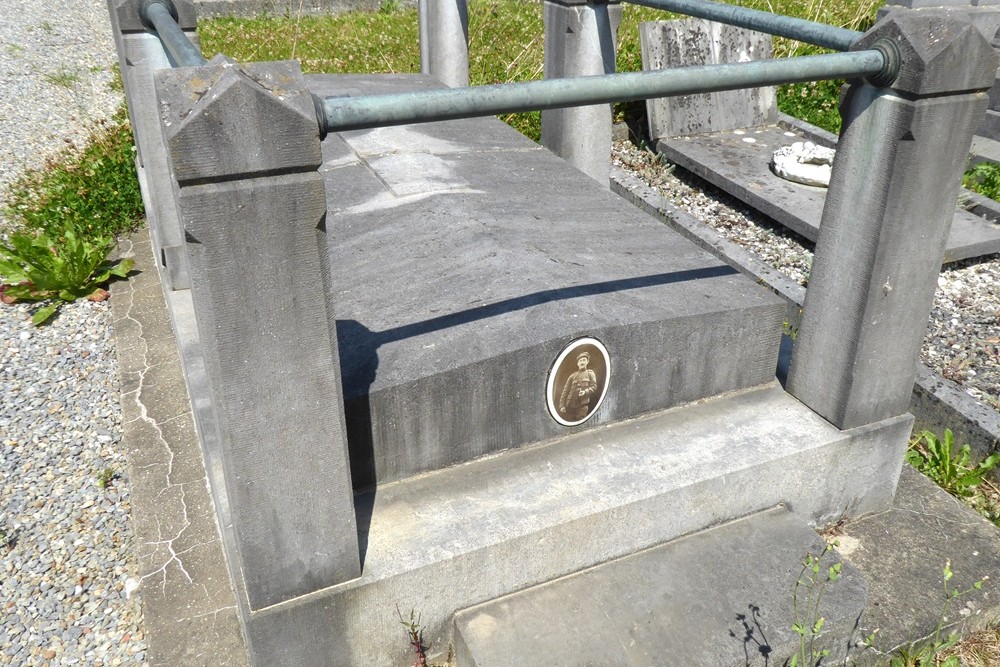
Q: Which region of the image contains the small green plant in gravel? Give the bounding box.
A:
[0,526,16,553]
[97,467,118,489]
[789,541,843,667]
[888,561,988,667]
[43,68,81,89]
[0,224,133,325]
[906,429,1000,500]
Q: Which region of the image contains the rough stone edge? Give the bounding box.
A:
[109,228,249,667]
[610,164,1000,471]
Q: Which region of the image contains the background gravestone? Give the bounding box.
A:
[640,19,777,139]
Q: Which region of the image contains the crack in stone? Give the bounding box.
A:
[140,515,216,594]
[121,271,198,596]
[896,506,974,528]
[175,604,238,624]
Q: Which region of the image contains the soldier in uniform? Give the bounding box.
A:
[559,350,599,422]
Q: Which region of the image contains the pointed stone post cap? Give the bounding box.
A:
[853,11,999,95]
[155,56,322,183]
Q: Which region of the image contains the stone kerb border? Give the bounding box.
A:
[610,164,1000,474]
[153,57,360,610]
[107,0,200,291]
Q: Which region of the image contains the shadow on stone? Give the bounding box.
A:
[336,264,741,489]
[730,604,773,666]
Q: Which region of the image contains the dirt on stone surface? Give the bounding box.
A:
[613,139,1000,415]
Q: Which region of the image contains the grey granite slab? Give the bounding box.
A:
[656,123,1000,263]
[309,73,786,488]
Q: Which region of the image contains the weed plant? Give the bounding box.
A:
[0,224,134,324]
[963,161,1000,202]
[789,541,844,667]
[3,106,144,242]
[907,428,1000,529]
[97,467,118,489]
[907,429,1000,501]
[888,561,988,667]
[789,546,991,667]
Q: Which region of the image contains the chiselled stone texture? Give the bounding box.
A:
[853,11,998,95]
[155,61,359,611]
[312,74,786,489]
[788,14,997,429]
[157,56,322,184]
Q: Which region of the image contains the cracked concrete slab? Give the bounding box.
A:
[840,465,1000,662]
[111,230,248,667]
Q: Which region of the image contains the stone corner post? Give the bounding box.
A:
[541,0,622,186]
[786,12,999,430]
[107,0,199,291]
[419,0,470,87]
[153,58,361,610]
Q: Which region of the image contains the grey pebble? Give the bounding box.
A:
[0,2,145,662]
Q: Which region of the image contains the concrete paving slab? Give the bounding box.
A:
[840,465,1000,662]
[454,506,867,667]
[110,230,248,666]
[655,122,1000,264]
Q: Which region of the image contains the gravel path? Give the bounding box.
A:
[0,2,147,666]
[613,140,1000,414]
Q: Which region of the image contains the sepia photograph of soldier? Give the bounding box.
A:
[559,351,597,422]
[546,337,610,427]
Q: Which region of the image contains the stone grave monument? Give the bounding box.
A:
[107,0,999,663]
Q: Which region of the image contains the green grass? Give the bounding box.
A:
[199,0,879,138]
[1,0,883,254]
[3,106,144,242]
[43,68,81,89]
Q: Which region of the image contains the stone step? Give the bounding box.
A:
[655,114,1000,264]
[454,506,868,667]
[242,383,909,666]
[970,132,1000,168]
[308,73,786,489]
[978,107,1000,140]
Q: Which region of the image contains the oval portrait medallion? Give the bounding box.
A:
[546,337,611,427]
